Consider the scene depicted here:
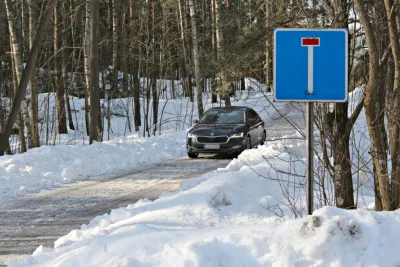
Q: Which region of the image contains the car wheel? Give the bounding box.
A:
[245,136,251,150]
[260,131,266,145]
[188,152,199,159]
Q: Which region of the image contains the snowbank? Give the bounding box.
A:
[8,142,400,266]
[0,131,187,204]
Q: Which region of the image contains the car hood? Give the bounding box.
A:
[189,124,247,136]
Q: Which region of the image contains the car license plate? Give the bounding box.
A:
[204,144,220,149]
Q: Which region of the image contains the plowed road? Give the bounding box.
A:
[0,156,231,265]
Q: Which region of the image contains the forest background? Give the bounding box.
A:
[0,0,399,212]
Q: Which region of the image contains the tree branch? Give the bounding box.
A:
[379,45,391,67]
[344,94,365,139]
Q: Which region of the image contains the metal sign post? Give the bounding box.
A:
[302,37,319,215]
[306,102,314,215]
[274,29,348,215]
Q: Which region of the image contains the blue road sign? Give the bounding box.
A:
[274,29,348,102]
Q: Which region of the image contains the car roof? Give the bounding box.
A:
[207,106,248,112]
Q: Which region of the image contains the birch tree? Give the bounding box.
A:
[215,0,231,106]
[4,0,34,149]
[188,0,204,117]
[83,1,91,136]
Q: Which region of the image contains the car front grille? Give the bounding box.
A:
[197,136,228,144]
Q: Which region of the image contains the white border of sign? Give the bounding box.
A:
[273,28,348,102]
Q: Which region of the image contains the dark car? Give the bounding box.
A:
[186,106,266,158]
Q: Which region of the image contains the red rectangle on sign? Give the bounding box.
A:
[302,38,320,46]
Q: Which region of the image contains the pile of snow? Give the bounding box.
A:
[10,208,400,266]
[7,136,400,266]
[0,131,187,205]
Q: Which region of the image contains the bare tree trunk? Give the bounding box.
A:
[0,74,11,154]
[0,0,57,155]
[151,0,159,136]
[21,1,33,149]
[143,3,151,137]
[215,0,231,106]
[130,0,141,132]
[7,17,26,153]
[5,0,33,149]
[0,99,11,154]
[28,0,40,147]
[384,0,400,209]
[10,54,27,153]
[84,1,91,136]
[328,0,356,209]
[121,12,131,133]
[188,0,204,117]
[54,2,68,134]
[64,0,75,131]
[178,0,191,101]
[211,0,216,53]
[112,0,118,97]
[89,0,101,143]
[265,0,272,87]
[63,55,74,131]
[210,0,218,103]
[145,77,151,137]
[355,0,391,210]
[373,161,383,211]
[151,75,158,136]
[109,0,119,139]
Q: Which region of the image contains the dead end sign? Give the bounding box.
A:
[273,28,348,102]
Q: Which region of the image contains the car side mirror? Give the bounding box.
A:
[193,119,199,124]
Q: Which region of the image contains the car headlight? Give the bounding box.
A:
[229,132,244,138]
[187,133,197,138]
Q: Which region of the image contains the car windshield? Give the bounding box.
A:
[199,110,245,124]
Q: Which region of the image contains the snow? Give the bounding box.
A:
[4,82,399,266]
[0,132,187,204]
[0,78,283,205]
[7,133,400,266]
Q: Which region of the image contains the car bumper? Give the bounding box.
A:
[186,137,246,154]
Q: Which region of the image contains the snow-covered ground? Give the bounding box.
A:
[9,186,400,266]
[0,131,187,204]
[3,80,396,266]
[0,78,283,205]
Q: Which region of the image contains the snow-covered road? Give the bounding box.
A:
[0,156,230,264]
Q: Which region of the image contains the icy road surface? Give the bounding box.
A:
[0,156,231,264]
[0,102,303,265]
